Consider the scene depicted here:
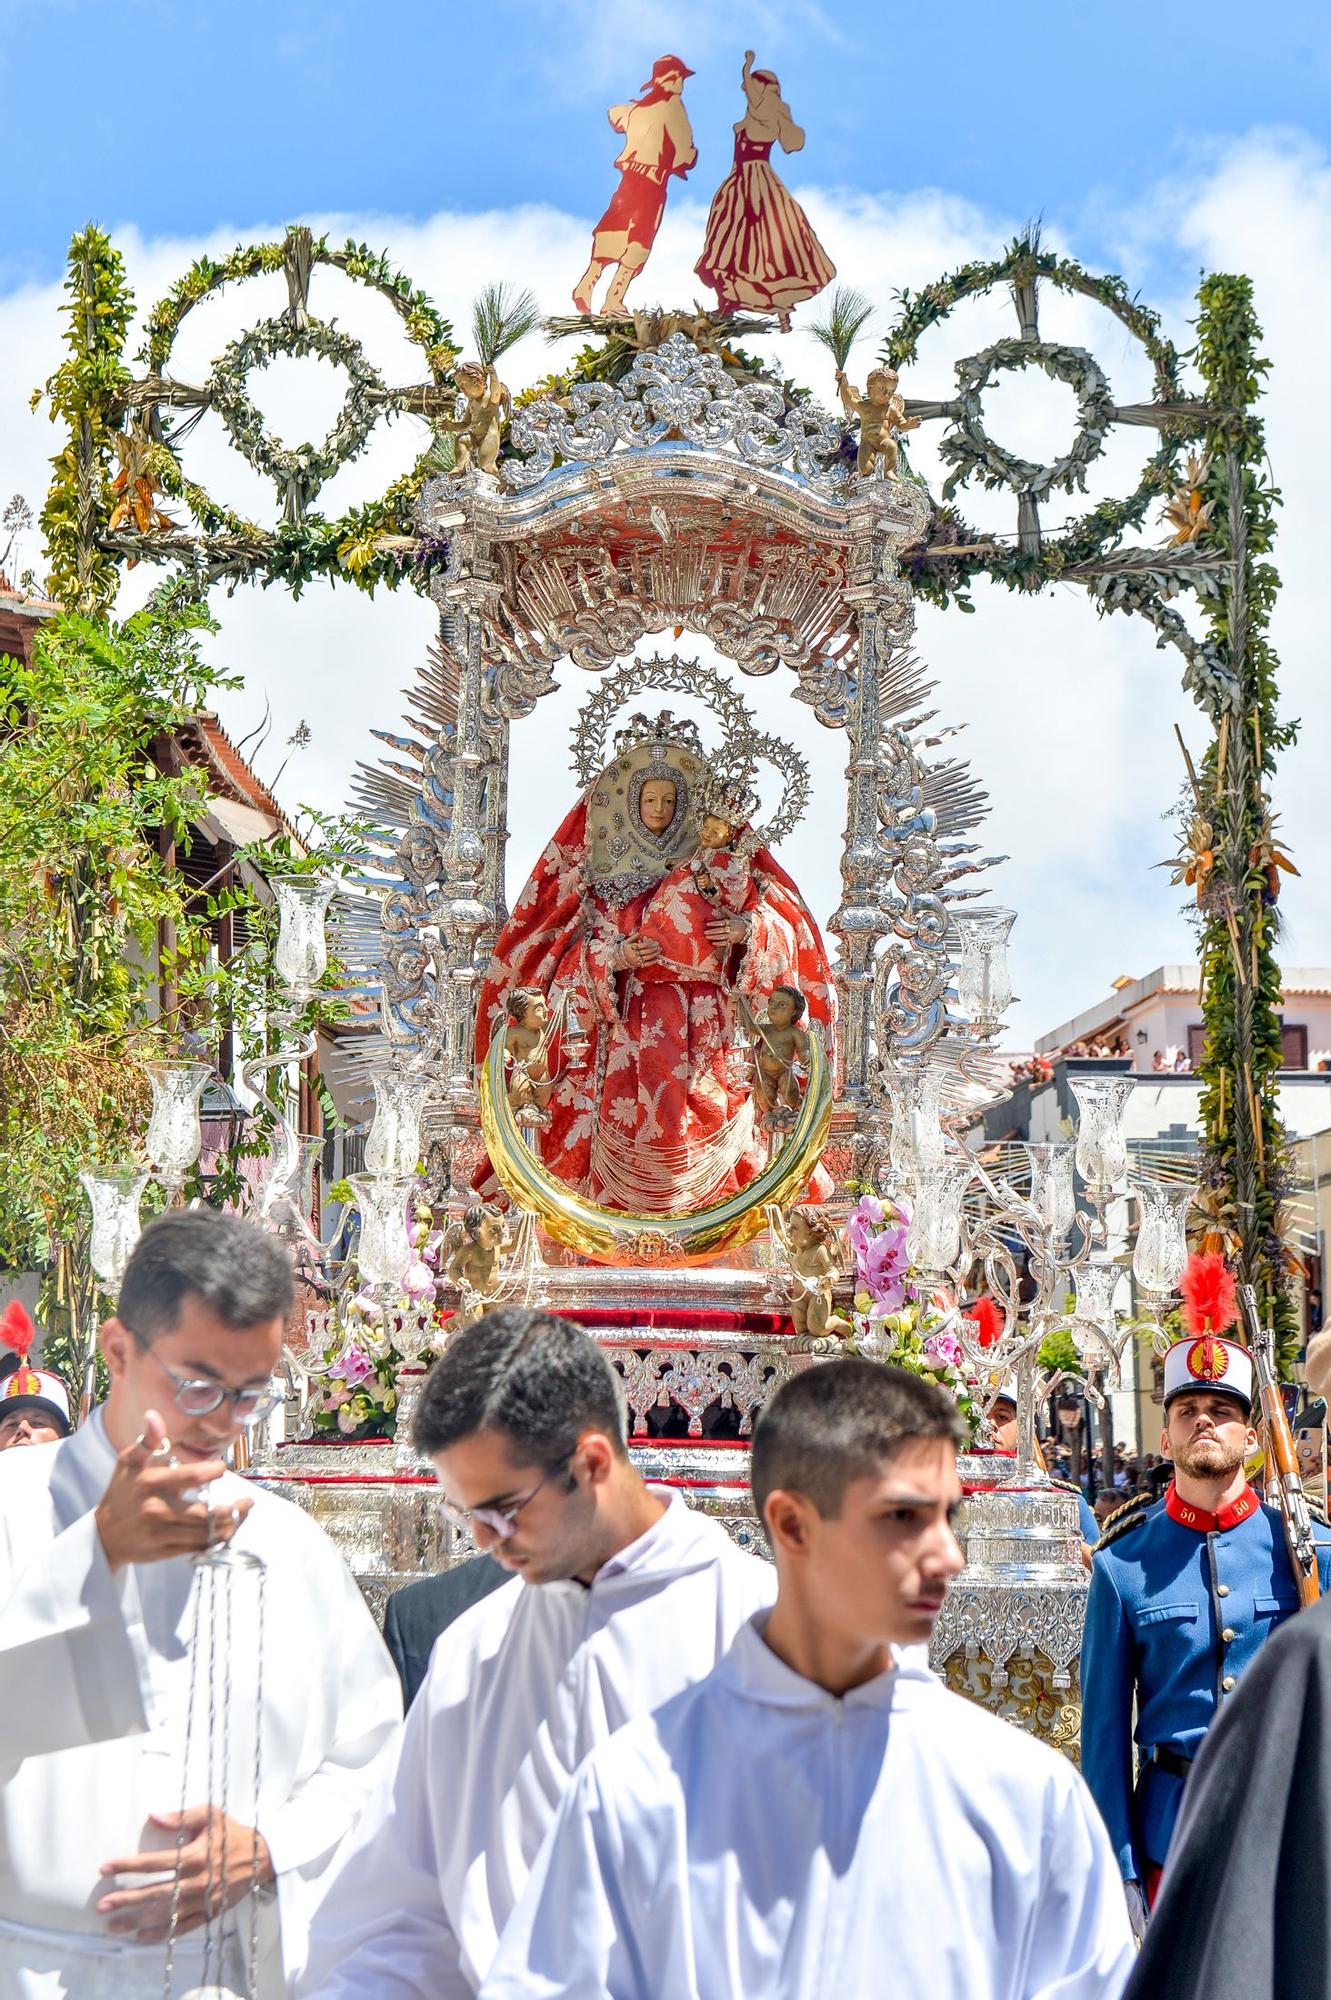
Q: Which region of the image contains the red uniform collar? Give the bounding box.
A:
[1165,1480,1261,1533]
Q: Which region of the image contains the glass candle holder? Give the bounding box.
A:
[1025,1142,1076,1237]
[1071,1261,1120,1359]
[254,1133,325,1235]
[144,1061,211,1188]
[80,1166,150,1288]
[953,908,1016,1034]
[364,1072,427,1180]
[349,1176,413,1292]
[272,875,338,1001]
[888,1064,946,1182]
[905,1162,971,1274]
[1131,1178,1196,1296]
[1070,1074,1134,1189]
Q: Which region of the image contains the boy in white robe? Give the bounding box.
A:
[0,1211,402,2000]
[299,1307,774,1999]
[483,1357,1136,2000]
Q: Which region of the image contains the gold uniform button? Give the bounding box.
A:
[1221,1627,1236,1643]
[1216,1584,1231,1597]
[1222,1675,1236,1691]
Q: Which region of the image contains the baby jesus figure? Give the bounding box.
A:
[737,983,811,1116]
[620,779,759,981]
[835,364,919,478]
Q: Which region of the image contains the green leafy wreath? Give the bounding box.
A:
[940,338,1115,503]
[208,317,386,506]
[883,235,1190,598]
[86,230,462,598]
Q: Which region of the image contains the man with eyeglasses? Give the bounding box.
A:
[299,1306,775,2000]
[0,1210,402,1999]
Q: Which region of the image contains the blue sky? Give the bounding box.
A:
[5,0,1330,288]
[3,3,1330,1045]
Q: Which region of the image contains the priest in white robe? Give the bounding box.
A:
[299,1307,775,1999]
[0,1212,402,2000]
[483,1358,1135,2000]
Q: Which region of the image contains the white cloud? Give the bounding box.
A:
[1,131,1327,1049]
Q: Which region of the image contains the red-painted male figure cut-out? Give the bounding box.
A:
[573,55,697,320]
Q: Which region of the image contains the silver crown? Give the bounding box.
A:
[610,709,705,764]
[698,763,760,829]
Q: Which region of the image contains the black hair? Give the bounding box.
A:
[504,987,542,1024]
[413,1306,627,1466]
[771,983,806,1020]
[750,1358,963,1518]
[117,1210,294,1345]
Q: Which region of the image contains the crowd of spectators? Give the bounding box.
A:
[1008,1037,1195,1089]
[1040,1437,1172,1521]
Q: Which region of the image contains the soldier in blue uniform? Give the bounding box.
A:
[1081,1331,1331,1930]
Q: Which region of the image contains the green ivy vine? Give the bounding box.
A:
[35,226,134,615]
[1192,274,1299,1365]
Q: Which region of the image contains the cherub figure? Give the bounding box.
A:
[504,986,554,1122]
[439,359,511,478]
[442,1202,513,1322]
[737,984,811,1116]
[785,1206,851,1348]
[835,364,919,478]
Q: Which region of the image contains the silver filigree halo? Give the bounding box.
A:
[572,655,811,852]
[502,334,853,498]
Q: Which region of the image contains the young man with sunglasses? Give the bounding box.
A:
[0,1210,402,1999]
[299,1306,775,1999]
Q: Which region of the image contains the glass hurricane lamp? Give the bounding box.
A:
[80,1166,150,1288]
[1069,1074,1134,1189]
[1131,1177,1195,1296]
[349,1176,414,1292]
[905,1162,971,1274]
[1025,1142,1076,1238]
[144,1060,211,1190]
[364,1072,427,1179]
[953,907,1016,1035]
[272,875,338,1001]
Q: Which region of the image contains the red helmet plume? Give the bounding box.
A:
[1,1299,35,1360]
[1179,1252,1239,1339]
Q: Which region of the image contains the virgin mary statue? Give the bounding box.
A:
[475,713,836,1214]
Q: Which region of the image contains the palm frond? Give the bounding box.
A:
[806,286,874,371]
[472,283,541,366]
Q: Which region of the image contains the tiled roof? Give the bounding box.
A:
[172,712,297,838]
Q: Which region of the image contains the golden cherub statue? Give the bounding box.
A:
[440,359,511,478]
[835,364,919,478]
[441,1202,513,1322]
[503,986,554,1124]
[784,1206,851,1349]
[737,984,811,1117]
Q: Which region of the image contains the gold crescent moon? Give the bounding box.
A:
[479,1022,833,1263]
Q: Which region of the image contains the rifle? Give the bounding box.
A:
[1240,1282,1322,1609]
